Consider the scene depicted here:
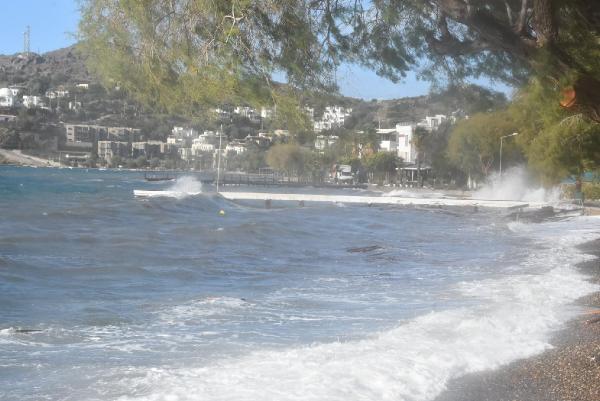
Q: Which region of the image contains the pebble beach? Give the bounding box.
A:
[435,238,600,401]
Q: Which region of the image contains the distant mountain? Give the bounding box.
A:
[0,46,91,89]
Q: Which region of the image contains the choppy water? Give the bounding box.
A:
[0,166,598,401]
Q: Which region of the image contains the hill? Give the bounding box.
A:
[0,46,91,91]
[0,45,508,137]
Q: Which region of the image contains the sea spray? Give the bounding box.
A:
[166,176,203,198]
[473,166,560,203]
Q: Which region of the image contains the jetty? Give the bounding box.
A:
[218,192,546,209]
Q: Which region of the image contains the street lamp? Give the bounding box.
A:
[500,132,519,177]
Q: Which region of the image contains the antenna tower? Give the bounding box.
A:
[24,26,31,55]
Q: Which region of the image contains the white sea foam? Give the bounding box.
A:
[473,166,560,203]
[158,297,251,325]
[134,176,203,198]
[114,217,600,401]
[167,176,203,195]
[384,190,445,199]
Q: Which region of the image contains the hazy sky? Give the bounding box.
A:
[0,0,510,99]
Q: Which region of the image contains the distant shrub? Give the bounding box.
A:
[562,183,600,200]
[584,183,600,200]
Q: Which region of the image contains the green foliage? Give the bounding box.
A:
[447,111,521,179]
[265,143,315,176]
[0,127,20,149]
[227,144,265,172]
[109,155,123,168]
[508,80,600,184]
[563,183,600,201]
[365,151,400,173]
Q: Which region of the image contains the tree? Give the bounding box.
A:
[447,111,522,180]
[79,1,600,122]
[508,79,600,183]
[110,155,123,168]
[227,144,266,172]
[265,143,314,177]
[364,151,401,184]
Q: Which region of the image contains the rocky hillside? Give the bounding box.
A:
[0,46,91,89]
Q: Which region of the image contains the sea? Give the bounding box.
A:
[0,166,598,401]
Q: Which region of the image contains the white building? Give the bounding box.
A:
[45,89,70,99]
[376,128,398,153]
[303,106,315,123]
[172,126,198,139]
[418,114,447,131]
[7,86,23,96]
[234,106,260,123]
[178,147,193,161]
[314,135,339,151]
[376,124,417,164]
[0,88,17,108]
[314,106,352,132]
[167,136,184,147]
[226,142,247,155]
[395,124,417,164]
[260,107,274,120]
[22,95,45,109]
[68,101,82,111]
[98,141,129,162]
[273,129,290,139]
[191,138,216,155]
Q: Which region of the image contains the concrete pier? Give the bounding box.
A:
[219,192,546,209]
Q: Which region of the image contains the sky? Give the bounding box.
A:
[0,0,510,100]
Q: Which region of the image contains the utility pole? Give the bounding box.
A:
[499,132,519,178]
[216,124,223,193]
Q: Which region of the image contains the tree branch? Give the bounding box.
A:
[515,0,528,34]
[504,1,514,26]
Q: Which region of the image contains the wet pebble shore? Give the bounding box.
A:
[434,239,600,401]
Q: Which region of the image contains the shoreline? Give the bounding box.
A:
[434,237,600,401]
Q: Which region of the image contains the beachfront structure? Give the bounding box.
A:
[315,135,339,151]
[377,128,398,153]
[66,124,106,148]
[65,124,143,148]
[98,140,130,162]
[396,124,417,164]
[376,124,417,164]
[131,141,163,158]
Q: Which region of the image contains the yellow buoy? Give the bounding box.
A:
[219,209,225,216]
